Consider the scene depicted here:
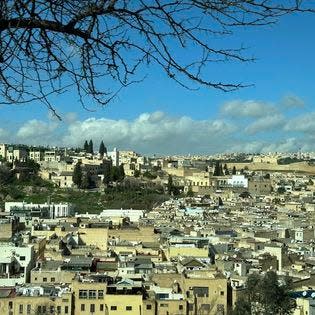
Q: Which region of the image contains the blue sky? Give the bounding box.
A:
[1,11,315,154]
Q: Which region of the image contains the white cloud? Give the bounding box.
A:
[0,128,8,142]
[245,114,284,135]
[62,112,237,154]
[2,94,313,154]
[282,95,304,109]
[16,119,59,144]
[284,112,315,133]
[221,100,276,118]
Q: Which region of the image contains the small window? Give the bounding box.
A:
[20,256,26,261]
[81,304,85,311]
[19,304,23,314]
[111,306,117,310]
[90,304,95,313]
[27,305,31,314]
[100,304,104,311]
[51,277,55,282]
[56,306,61,314]
[179,304,183,310]
[146,304,152,310]
[126,306,132,311]
[98,290,104,299]
[9,302,13,309]
[88,290,97,299]
[220,291,224,296]
[65,306,69,314]
[43,277,47,282]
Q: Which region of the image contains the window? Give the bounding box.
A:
[110,306,117,310]
[51,277,55,282]
[19,304,23,314]
[90,304,95,313]
[188,304,194,311]
[81,304,85,311]
[220,291,224,296]
[43,277,47,282]
[79,290,88,299]
[50,306,54,314]
[98,290,104,299]
[27,305,31,314]
[126,306,132,311]
[20,256,26,261]
[193,287,209,297]
[100,305,104,311]
[160,303,169,307]
[56,306,61,314]
[88,290,97,299]
[65,306,69,314]
[37,306,42,314]
[179,305,183,310]
[146,304,152,310]
[42,306,46,313]
[9,302,13,309]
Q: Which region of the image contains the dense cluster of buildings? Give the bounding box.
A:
[1,143,315,314]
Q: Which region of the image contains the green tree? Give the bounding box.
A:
[83,140,89,152]
[99,140,106,157]
[88,140,94,154]
[167,174,174,194]
[134,170,141,178]
[103,162,112,186]
[224,164,230,175]
[233,298,251,315]
[233,271,295,315]
[110,166,120,182]
[186,187,194,197]
[118,164,125,181]
[81,170,93,189]
[72,162,82,188]
[232,166,237,175]
[213,161,221,176]
[0,165,13,186]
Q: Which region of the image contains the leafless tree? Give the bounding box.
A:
[0,1,314,118]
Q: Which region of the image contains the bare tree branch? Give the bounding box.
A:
[0,0,314,117]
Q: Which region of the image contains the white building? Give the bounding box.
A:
[107,148,119,167]
[227,175,248,188]
[0,243,34,286]
[5,202,72,219]
[100,209,145,222]
[0,143,7,160]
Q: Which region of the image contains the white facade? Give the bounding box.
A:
[227,175,248,188]
[0,243,34,286]
[107,148,119,167]
[5,202,72,218]
[100,209,144,222]
[0,143,7,159]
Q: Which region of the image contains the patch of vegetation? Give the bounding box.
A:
[0,174,169,213]
[277,157,304,165]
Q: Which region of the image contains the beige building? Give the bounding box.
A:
[0,286,72,315]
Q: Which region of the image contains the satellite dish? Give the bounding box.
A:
[302,291,307,297]
[311,292,315,298]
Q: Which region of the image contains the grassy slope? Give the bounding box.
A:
[0,178,169,213]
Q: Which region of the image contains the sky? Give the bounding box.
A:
[1,10,315,155]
